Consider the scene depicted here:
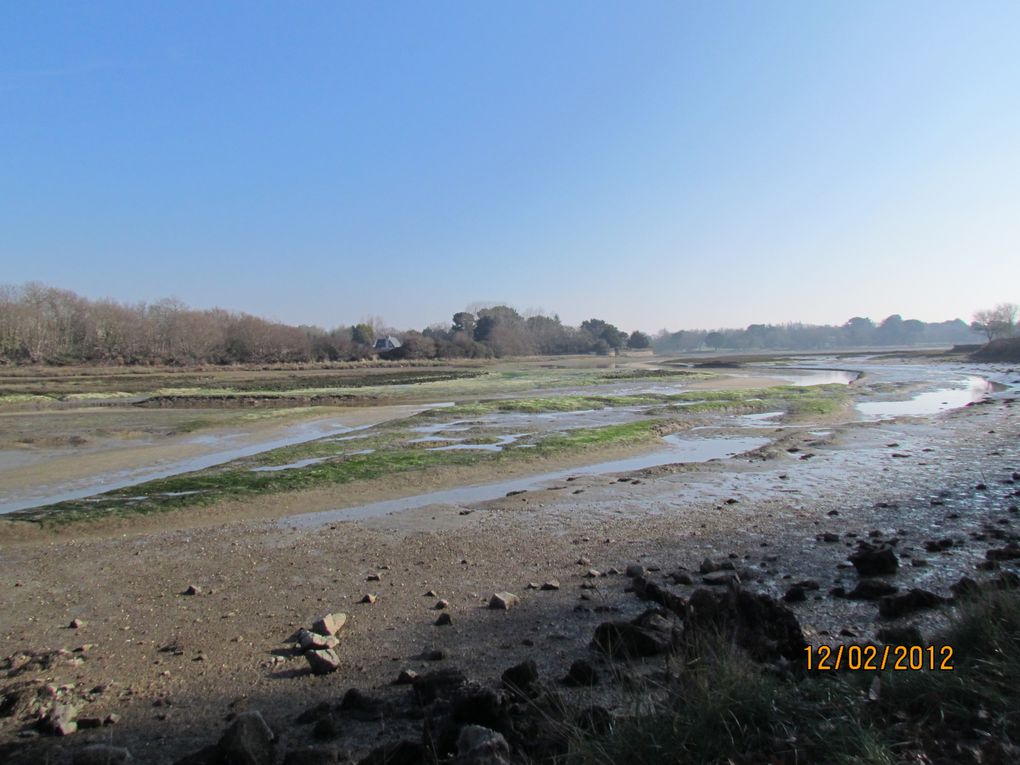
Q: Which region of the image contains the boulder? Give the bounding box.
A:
[987,544,1020,561]
[561,659,599,687]
[44,703,78,736]
[393,669,418,685]
[847,580,898,600]
[412,668,468,705]
[298,629,340,652]
[454,725,510,765]
[632,576,686,614]
[878,589,946,619]
[683,587,806,662]
[488,593,519,610]
[311,613,348,636]
[782,586,807,603]
[591,618,672,659]
[849,544,899,576]
[217,710,275,765]
[500,660,539,698]
[338,688,383,722]
[305,648,341,675]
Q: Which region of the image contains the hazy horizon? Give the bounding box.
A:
[3,2,1018,330]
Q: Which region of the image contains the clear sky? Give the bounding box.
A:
[3,2,1018,333]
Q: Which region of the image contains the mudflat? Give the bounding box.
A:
[1,354,1017,763]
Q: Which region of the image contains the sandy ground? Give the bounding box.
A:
[1,380,1018,762]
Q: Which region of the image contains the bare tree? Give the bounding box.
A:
[972,303,1018,341]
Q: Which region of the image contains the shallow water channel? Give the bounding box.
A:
[282,434,773,527]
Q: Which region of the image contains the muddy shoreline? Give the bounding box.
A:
[1,382,1017,763]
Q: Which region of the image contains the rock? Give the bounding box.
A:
[540,580,560,591]
[312,613,348,636]
[455,725,510,764]
[702,570,740,586]
[359,594,378,604]
[995,571,1020,589]
[584,569,601,578]
[422,649,447,662]
[878,589,946,619]
[782,586,806,603]
[591,618,672,659]
[393,669,418,685]
[488,592,519,610]
[951,576,982,598]
[847,579,898,600]
[669,571,695,585]
[339,688,383,721]
[44,703,78,736]
[625,564,646,578]
[435,613,453,627]
[849,544,899,576]
[434,599,450,610]
[366,573,381,581]
[298,629,340,652]
[501,660,539,698]
[217,710,275,765]
[73,745,132,764]
[699,558,720,574]
[924,538,955,553]
[69,618,85,629]
[561,659,599,687]
[683,587,806,663]
[877,625,923,645]
[412,668,468,705]
[305,648,341,675]
[632,576,686,614]
[987,544,1020,561]
[183,585,202,596]
[821,533,840,543]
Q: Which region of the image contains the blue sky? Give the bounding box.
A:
[2,2,1018,332]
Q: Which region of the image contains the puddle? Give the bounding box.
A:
[770,369,859,386]
[659,434,773,461]
[251,457,331,473]
[736,411,784,427]
[856,377,992,419]
[427,434,529,452]
[283,434,771,527]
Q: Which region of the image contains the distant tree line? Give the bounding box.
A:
[654,314,982,353]
[0,283,648,365]
[0,283,1004,365]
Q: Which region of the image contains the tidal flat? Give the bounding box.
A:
[1,351,1017,764]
